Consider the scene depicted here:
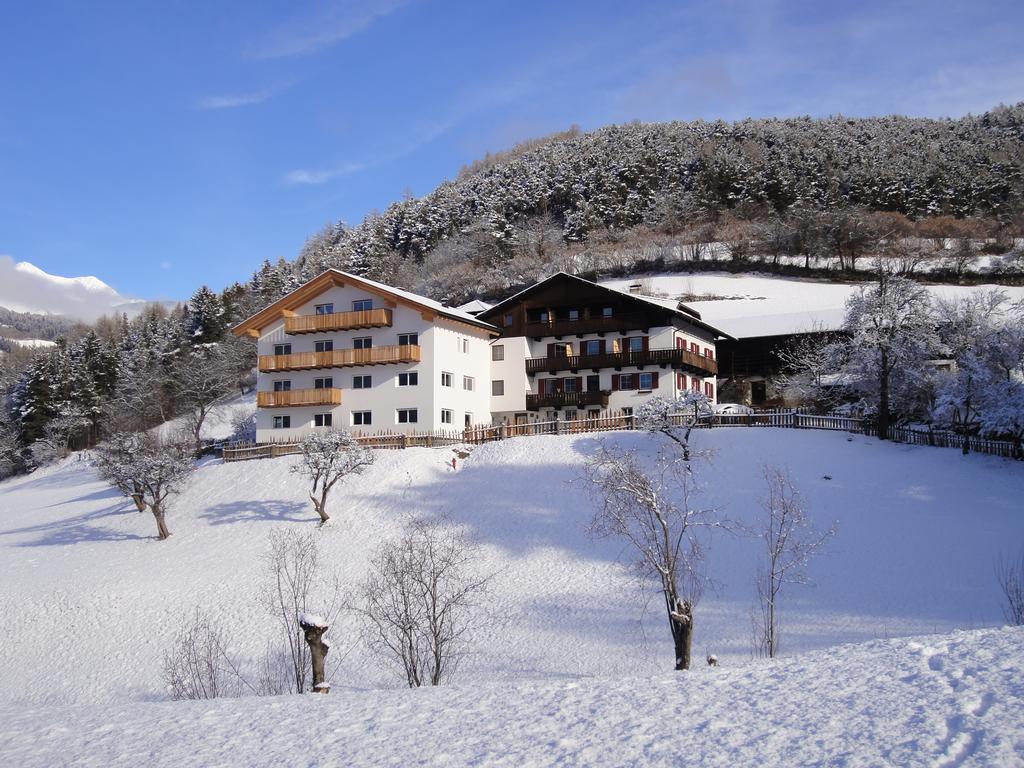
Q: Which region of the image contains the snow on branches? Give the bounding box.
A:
[292,431,375,524]
[635,392,712,460]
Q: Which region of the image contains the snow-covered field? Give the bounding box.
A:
[1,627,1021,767]
[1,428,1022,763]
[600,272,1024,337]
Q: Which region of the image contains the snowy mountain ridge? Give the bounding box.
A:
[0,255,155,321]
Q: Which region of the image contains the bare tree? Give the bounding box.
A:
[172,348,237,454]
[94,431,147,512]
[996,548,1024,626]
[358,519,491,687]
[261,528,343,694]
[299,613,331,693]
[161,608,253,700]
[634,392,712,461]
[583,445,723,670]
[776,328,844,407]
[752,466,836,658]
[291,431,375,524]
[94,431,193,539]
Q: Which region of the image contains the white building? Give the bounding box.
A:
[477,273,730,424]
[232,270,498,442]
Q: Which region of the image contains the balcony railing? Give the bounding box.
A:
[525,347,717,376]
[257,388,343,408]
[524,313,651,337]
[258,344,421,372]
[284,308,392,334]
[526,390,610,411]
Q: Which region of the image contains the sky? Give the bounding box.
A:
[1,0,1023,303]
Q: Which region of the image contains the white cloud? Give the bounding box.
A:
[245,0,410,60]
[284,162,368,186]
[196,90,275,110]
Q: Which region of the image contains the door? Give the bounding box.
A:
[751,380,766,405]
[586,374,600,392]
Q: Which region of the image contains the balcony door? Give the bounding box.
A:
[586,375,600,392]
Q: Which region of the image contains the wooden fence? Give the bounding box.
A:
[222,410,1020,462]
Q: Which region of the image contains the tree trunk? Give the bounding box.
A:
[152,507,171,540]
[131,494,146,513]
[300,620,330,693]
[311,492,330,524]
[670,598,693,671]
[877,353,890,441]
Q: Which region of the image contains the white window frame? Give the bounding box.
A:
[397,371,419,387]
[353,337,372,350]
[273,415,291,429]
[351,411,372,426]
[352,299,372,312]
[491,380,504,396]
[352,375,371,389]
[314,340,334,353]
[315,303,334,315]
[463,375,475,391]
[397,408,418,424]
[313,377,333,389]
[314,413,333,427]
[398,333,418,346]
[441,371,453,387]
[440,408,453,424]
[491,344,504,361]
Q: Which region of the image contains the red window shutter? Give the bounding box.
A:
[676,336,683,349]
[705,381,713,397]
[690,341,699,354]
[705,347,714,359]
[692,378,701,392]
[651,372,659,389]
[676,372,683,389]
[611,374,620,391]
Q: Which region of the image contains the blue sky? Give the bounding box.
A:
[1,0,1022,301]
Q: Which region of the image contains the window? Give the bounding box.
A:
[352,299,372,312]
[460,338,469,353]
[626,337,644,352]
[491,345,504,361]
[692,378,701,392]
[463,375,475,391]
[602,307,613,318]
[464,412,473,427]
[398,333,418,346]
[583,340,601,355]
[568,309,580,321]
[353,337,372,349]
[677,372,686,390]
[619,373,635,390]
[586,374,600,392]
[352,411,372,426]
[273,343,292,356]
[564,410,577,421]
[397,371,418,386]
[441,371,453,387]
[563,378,578,393]
[314,413,333,427]
[314,340,334,353]
[705,381,714,398]
[491,380,505,396]
[273,380,291,392]
[503,313,513,327]
[622,407,633,416]
[690,341,700,354]
[313,377,333,389]
[397,408,418,424]
[273,415,291,429]
[704,347,714,359]
[441,409,453,424]
[352,375,371,389]
[315,303,334,315]
[638,372,654,391]
[552,343,569,357]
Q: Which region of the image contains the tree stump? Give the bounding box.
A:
[299,615,330,693]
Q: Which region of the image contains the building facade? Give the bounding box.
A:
[232,270,498,442]
[478,273,729,424]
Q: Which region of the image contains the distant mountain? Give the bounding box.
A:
[0,256,154,322]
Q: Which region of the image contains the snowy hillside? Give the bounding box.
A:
[600,272,1024,337]
[1,626,1020,767]
[0,255,152,321]
[1,429,1021,709]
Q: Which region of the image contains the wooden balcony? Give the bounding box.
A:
[284,308,392,334]
[526,390,610,411]
[257,388,343,408]
[525,347,717,376]
[258,344,421,372]
[524,313,651,337]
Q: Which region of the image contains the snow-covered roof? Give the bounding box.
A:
[456,299,494,315]
[232,269,499,337]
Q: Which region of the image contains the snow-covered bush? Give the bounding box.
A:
[635,392,712,460]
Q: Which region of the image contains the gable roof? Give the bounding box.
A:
[232,269,499,337]
[479,272,733,339]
